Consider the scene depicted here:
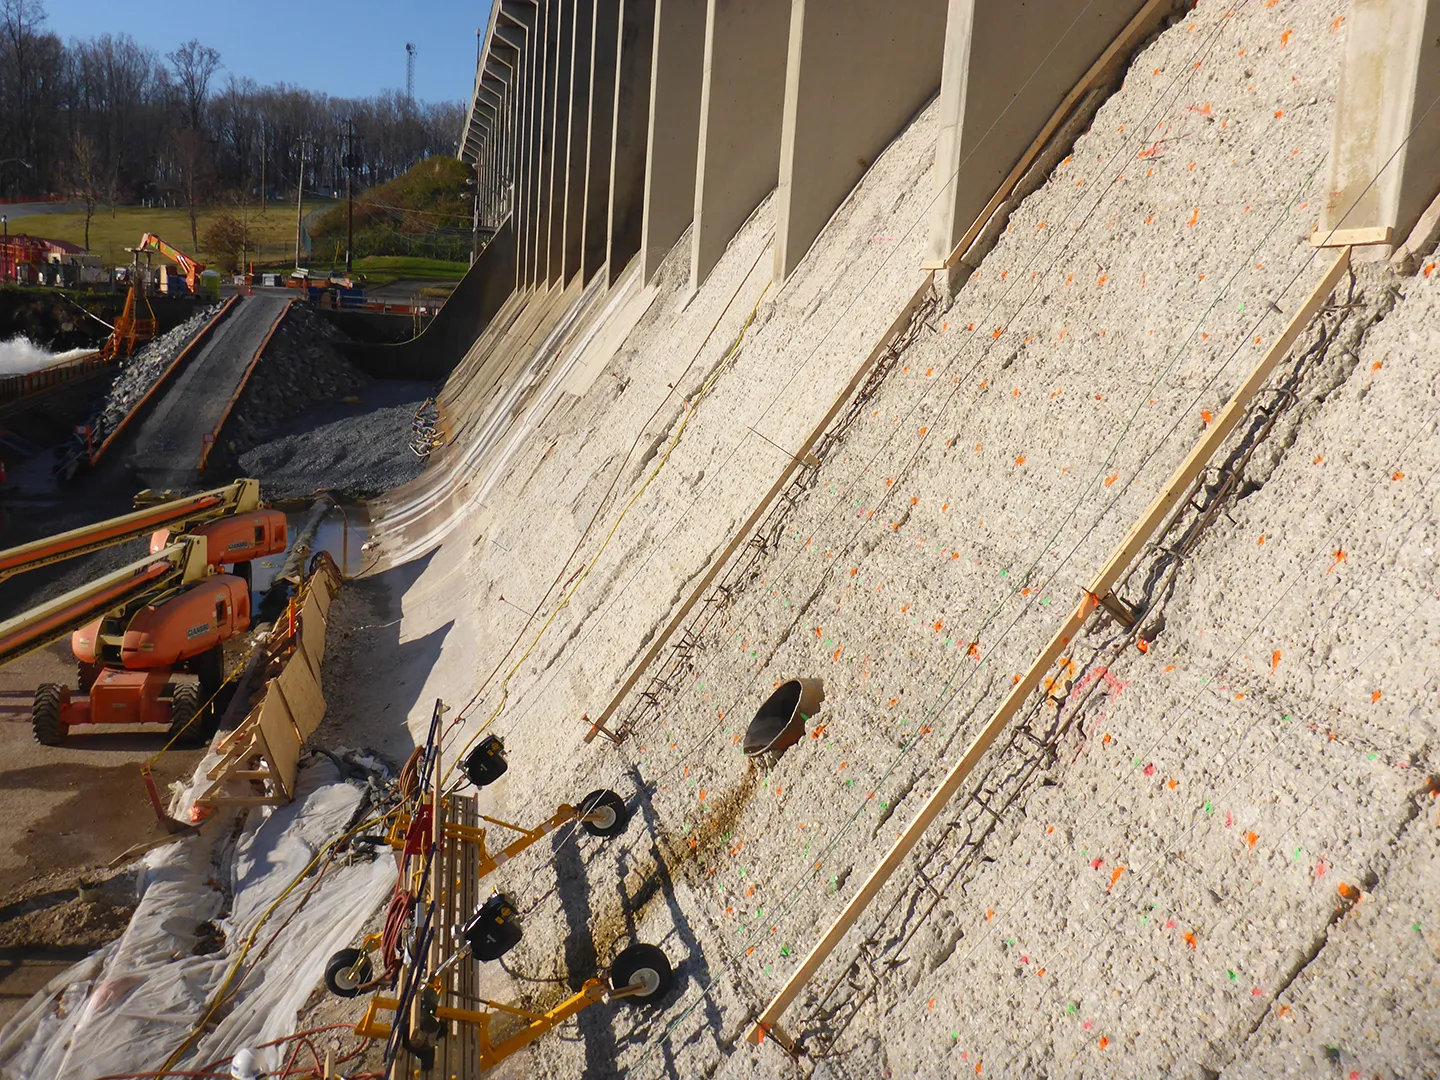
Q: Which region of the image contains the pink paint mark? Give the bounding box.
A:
[1083,1020,1093,1032]
[1225,811,1234,828]
[1164,920,1176,930]
[1143,763,1155,777]
[1316,860,1327,878]
[1091,858,1104,869]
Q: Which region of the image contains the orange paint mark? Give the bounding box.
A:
[1099,1037,1109,1050]
[992,327,1004,339]
[1164,664,1175,673]
[832,647,843,662]
[1167,778,1178,790]
[1108,867,1126,891]
[1393,472,1405,481]
[1257,534,1267,546]
[929,999,936,1011]
[941,502,949,512]
[933,621,944,632]
[1187,208,1200,228]
[1271,650,1281,672]
[1183,932,1197,950]
[1314,455,1325,465]
[1245,831,1258,848]
[1280,29,1292,47]
[1337,882,1356,899]
[849,567,858,577]
[1279,1005,1292,1018]
[811,724,827,738]
[1328,549,1346,573]
[1102,733,1112,745]
[1037,968,1046,978]
[1015,456,1026,466]
[1371,689,1382,703]
[985,908,994,920]
[1371,361,1383,372]
[1424,263,1436,277]
[1104,473,1118,487]
[1201,410,1213,425]
[1274,109,1284,118]
[1136,639,1149,654]
[698,789,707,802]
[1097,274,1109,287]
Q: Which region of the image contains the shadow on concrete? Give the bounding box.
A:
[340,218,516,381]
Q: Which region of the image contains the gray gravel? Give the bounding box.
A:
[235,380,433,500]
[90,306,221,446]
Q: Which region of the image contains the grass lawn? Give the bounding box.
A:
[10,200,338,269]
[252,254,468,289]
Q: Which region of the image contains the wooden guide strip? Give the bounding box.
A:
[747,248,1352,1045]
[924,0,1176,272]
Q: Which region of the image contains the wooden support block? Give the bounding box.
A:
[1311,225,1392,248]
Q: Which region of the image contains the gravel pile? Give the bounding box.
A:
[236,380,432,500]
[90,305,221,445]
[220,304,370,458]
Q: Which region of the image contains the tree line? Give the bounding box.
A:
[0,0,466,249]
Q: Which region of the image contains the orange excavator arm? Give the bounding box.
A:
[137,233,206,291]
[0,478,263,583]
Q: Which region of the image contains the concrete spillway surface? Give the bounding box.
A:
[125,292,291,485]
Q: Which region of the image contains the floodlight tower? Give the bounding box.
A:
[405,43,416,104]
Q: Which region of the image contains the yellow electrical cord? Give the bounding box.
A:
[442,281,773,787]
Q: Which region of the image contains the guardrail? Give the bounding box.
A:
[197,299,293,471]
[0,350,105,406]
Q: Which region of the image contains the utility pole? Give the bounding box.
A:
[259,122,266,215]
[345,117,354,274]
[294,139,307,267]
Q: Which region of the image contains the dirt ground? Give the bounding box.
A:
[0,643,204,1027]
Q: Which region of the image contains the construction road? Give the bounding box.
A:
[126,291,291,487]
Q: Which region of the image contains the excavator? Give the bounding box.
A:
[0,479,287,746]
[134,233,206,294]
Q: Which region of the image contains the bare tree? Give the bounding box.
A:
[166,38,220,131]
[70,130,102,248]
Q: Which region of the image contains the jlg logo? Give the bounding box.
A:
[186,622,211,639]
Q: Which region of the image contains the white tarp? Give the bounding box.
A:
[0,757,395,1079]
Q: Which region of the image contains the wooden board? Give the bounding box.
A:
[276,649,326,738]
[747,248,1353,1045]
[256,692,300,801]
[1311,224,1392,248]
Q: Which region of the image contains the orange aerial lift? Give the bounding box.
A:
[0,479,287,745]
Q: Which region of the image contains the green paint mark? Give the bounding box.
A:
[1204,802,1213,814]
[1227,970,1237,982]
[1006,938,1015,948]
[1042,597,1052,605]
[1415,923,1423,932]
[1368,753,1377,761]
[780,946,791,957]
[1066,1003,1077,1015]
[1293,847,1303,861]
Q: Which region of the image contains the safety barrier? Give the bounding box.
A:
[195,556,341,809]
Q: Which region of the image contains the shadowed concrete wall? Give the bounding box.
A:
[545,2,575,284]
[500,6,541,288]
[1319,0,1440,244]
[582,0,621,282]
[774,0,946,281]
[561,0,596,282]
[926,0,1151,267]
[607,0,656,285]
[691,0,791,289]
[640,0,707,283]
[341,221,517,381]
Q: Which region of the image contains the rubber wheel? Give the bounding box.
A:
[610,943,673,1003]
[578,789,629,838]
[168,683,204,746]
[32,684,65,746]
[76,661,101,693]
[194,646,225,700]
[323,947,373,998]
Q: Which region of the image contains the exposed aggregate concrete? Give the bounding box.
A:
[330,2,1438,1078]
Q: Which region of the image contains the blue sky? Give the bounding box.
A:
[42,0,492,104]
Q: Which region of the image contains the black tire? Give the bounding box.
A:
[76,661,101,693]
[323,947,373,998]
[32,684,65,746]
[610,943,673,1003]
[578,789,630,838]
[168,683,204,746]
[193,646,225,700]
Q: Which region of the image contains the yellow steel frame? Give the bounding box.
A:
[357,976,644,1071]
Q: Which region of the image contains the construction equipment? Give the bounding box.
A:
[0,478,287,745]
[100,276,158,361]
[133,233,206,294]
[333,710,670,1073]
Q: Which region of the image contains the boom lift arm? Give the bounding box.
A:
[136,233,206,292]
[0,539,212,671]
[0,479,263,583]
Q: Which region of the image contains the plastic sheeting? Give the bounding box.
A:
[0,757,395,1078]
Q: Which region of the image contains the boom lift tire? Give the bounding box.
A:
[32,684,65,746]
[77,661,101,693]
[168,683,204,747]
[193,645,225,700]
[610,944,674,1002]
[578,789,630,838]
[323,947,374,998]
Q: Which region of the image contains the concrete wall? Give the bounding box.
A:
[560,0,596,282]
[774,0,946,281]
[640,0,707,283]
[690,0,791,289]
[581,0,621,283]
[1320,0,1440,243]
[926,0,1152,267]
[606,0,656,285]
